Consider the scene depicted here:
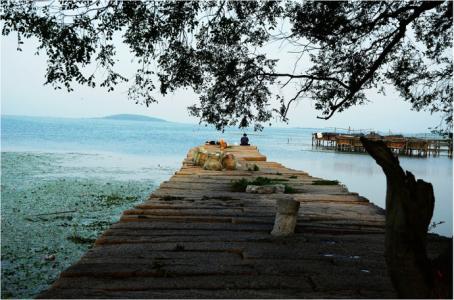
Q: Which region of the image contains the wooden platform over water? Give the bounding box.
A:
[313,132,453,157]
[39,145,442,298]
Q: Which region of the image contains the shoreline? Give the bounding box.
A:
[0,151,167,298]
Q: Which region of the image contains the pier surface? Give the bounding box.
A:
[39,145,411,298]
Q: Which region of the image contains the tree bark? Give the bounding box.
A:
[360,137,452,299]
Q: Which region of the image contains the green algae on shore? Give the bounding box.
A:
[1,152,166,299]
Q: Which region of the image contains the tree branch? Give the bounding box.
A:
[317,0,444,120]
[260,72,349,89]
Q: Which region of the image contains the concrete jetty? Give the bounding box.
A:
[38,145,447,298]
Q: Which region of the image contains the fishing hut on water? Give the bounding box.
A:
[312,130,453,157]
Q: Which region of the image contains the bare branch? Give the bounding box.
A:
[260,72,349,89]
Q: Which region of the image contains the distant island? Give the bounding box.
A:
[102,114,168,122]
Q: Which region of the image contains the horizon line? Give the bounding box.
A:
[0,113,436,135]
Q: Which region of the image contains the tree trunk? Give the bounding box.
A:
[360,137,452,299]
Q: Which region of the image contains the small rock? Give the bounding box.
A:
[246,184,285,194]
[44,254,56,261]
[322,253,335,257]
[321,240,337,245]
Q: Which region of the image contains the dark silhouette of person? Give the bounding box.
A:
[240,133,250,146]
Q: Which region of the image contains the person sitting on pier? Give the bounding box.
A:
[240,133,250,146]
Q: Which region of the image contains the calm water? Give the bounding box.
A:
[2,115,453,236]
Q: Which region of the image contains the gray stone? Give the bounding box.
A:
[276,199,300,214]
[245,184,285,194]
[271,199,300,236]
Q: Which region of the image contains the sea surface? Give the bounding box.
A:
[1,115,453,298]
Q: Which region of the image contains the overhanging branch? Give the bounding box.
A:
[260,72,349,89]
[317,0,444,121]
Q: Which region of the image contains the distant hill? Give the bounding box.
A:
[102,114,168,122]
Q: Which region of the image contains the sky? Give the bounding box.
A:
[1,33,444,133]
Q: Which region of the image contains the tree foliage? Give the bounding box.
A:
[1,1,452,132]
